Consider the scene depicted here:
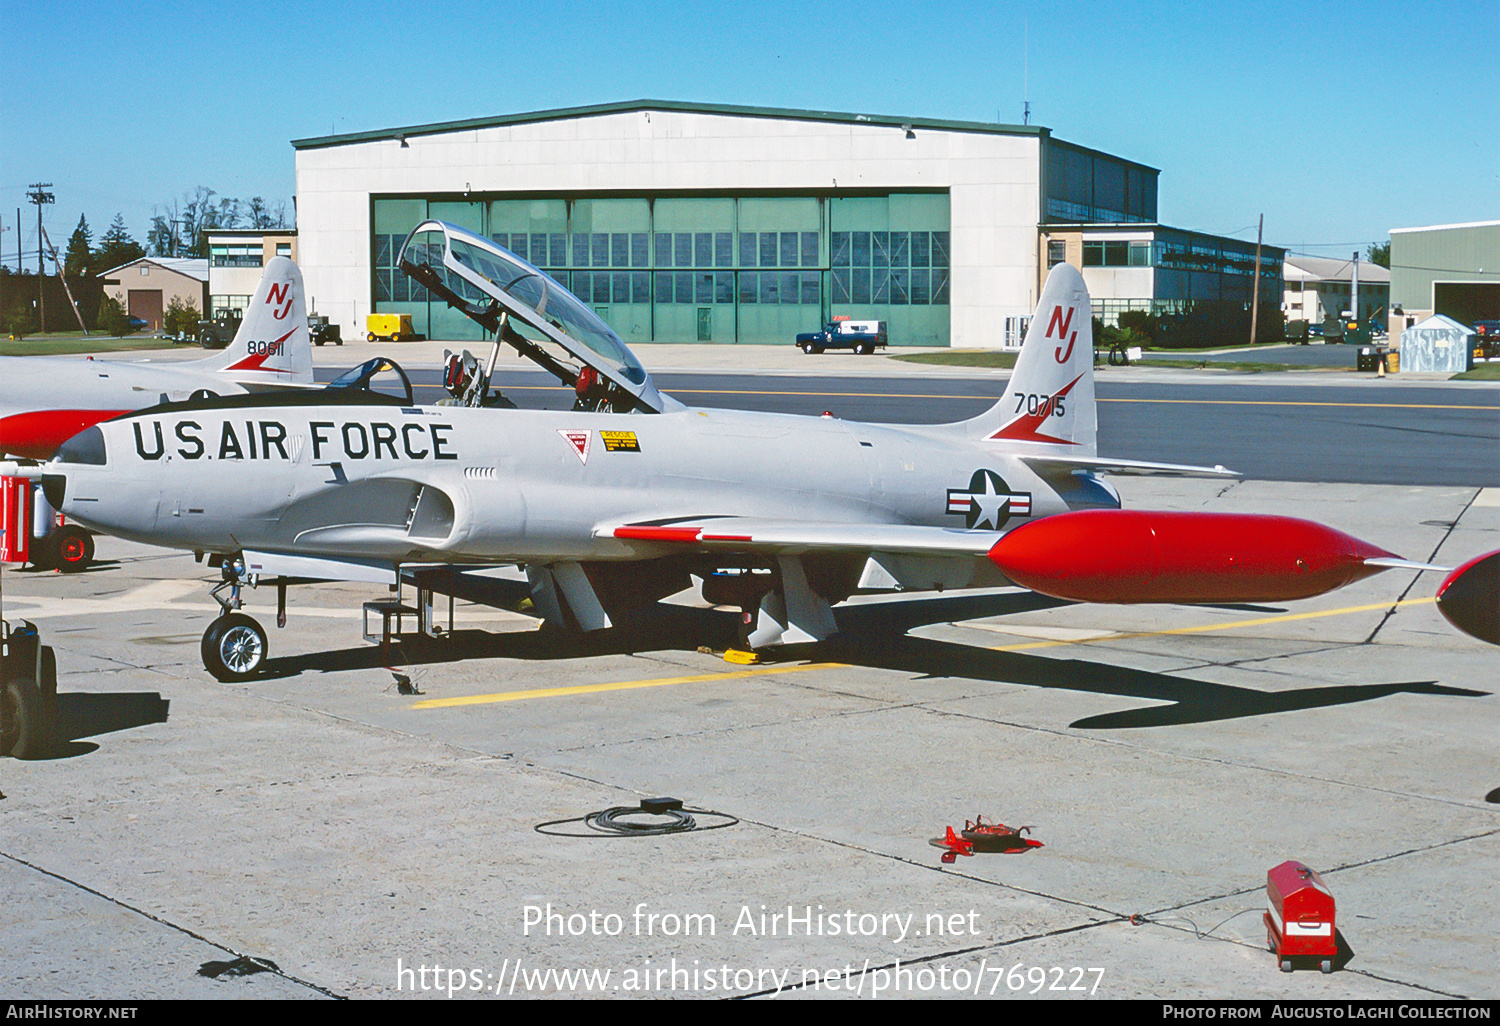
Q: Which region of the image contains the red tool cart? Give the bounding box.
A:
[1,473,93,572]
[1264,860,1338,973]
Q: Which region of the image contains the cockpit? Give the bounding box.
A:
[397,221,678,414]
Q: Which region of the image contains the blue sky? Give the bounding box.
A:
[2,0,1494,270]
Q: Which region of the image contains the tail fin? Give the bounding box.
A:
[962,262,1096,457]
[191,257,313,385]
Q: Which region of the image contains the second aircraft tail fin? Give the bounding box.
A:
[192,257,314,386]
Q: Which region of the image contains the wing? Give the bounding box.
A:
[598,516,1011,606]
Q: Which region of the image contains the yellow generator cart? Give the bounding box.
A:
[366,313,415,343]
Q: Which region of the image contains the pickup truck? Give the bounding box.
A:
[795,319,887,355]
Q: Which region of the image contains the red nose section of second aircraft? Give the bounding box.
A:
[0,409,126,461]
[987,510,1397,604]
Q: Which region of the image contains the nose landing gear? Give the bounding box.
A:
[201,557,268,682]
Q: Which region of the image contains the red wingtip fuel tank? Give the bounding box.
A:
[987,510,1398,605]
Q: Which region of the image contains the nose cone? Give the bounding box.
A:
[44,424,108,519]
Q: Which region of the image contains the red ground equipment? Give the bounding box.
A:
[930,817,1044,864]
[1264,860,1338,973]
[0,474,93,572]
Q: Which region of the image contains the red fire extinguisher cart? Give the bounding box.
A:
[1264,860,1338,973]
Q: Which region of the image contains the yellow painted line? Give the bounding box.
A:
[410,661,847,709]
[986,597,1437,652]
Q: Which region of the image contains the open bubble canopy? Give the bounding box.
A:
[397,220,675,413]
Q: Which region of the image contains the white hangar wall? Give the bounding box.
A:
[294,104,1091,347]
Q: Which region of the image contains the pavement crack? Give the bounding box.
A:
[1364,487,1480,645]
[0,850,346,999]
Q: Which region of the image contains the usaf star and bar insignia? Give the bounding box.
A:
[945,469,1032,530]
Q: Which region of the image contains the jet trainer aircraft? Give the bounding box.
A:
[32,222,1493,681]
[0,257,314,461]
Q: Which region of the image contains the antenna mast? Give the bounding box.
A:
[1022,17,1030,125]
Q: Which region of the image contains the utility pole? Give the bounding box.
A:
[1351,250,1360,326]
[27,183,54,332]
[1249,214,1263,345]
[41,225,89,334]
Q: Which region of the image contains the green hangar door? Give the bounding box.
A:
[370,192,950,345]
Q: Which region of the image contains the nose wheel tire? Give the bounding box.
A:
[201,613,268,682]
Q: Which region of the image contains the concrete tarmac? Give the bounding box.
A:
[2,474,1495,1000]
[5,340,1496,1000]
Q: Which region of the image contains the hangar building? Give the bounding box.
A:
[292,100,1281,347]
[98,257,207,331]
[1389,220,1499,333]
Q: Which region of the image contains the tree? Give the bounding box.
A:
[146,214,176,257]
[95,295,134,335]
[164,295,200,336]
[152,188,291,256]
[65,215,94,277]
[95,214,145,272]
[1366,241,1390,268]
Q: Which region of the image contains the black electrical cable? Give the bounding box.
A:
[535,802,738,838]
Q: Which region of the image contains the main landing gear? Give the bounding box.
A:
[201,556,269,682]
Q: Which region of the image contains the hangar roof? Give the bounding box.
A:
[290,98,1158,174]
[1283,255,1390,284]
[96,257,208,281]
[1390,220,1500,234]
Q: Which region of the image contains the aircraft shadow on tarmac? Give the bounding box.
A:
[29,692,172,760]
[256,591,1489,730]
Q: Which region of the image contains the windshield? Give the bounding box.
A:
[397,221,665,410]
[326,357,414,405]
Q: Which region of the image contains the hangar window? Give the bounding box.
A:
[1083,241,1132,267]
[932,266,950,304]
[759,233,778,267]
[888,269,910,304]
[911,234,929,267]
[910,270,930,305]
[1047,240,1067,267]
[830,233,850,267]
[211,244,262,268]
